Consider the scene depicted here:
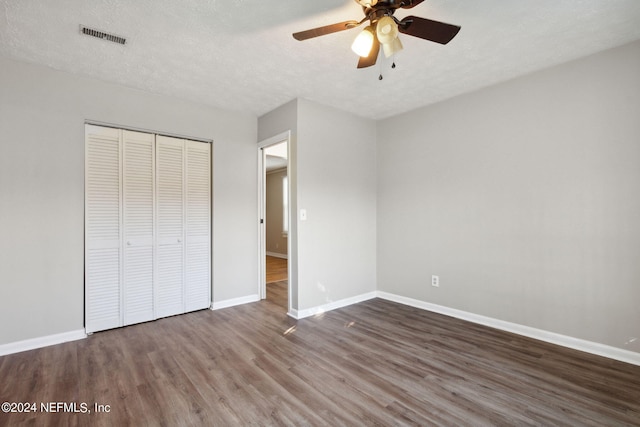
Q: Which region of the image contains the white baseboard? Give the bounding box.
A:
[376,291,640,367]
[6,293,634,367]
[211,294,261,311]
[266,252,288,259]
[0,329,87,357]
[292,291,378,320]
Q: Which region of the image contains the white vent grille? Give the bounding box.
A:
[80,25,126,45]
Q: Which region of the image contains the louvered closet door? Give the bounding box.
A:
[122,130,155,325]
[185,141,211,311]
[155,136,185,318]
[85,125,122,333]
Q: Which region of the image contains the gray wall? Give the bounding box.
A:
[258,99,297,143]
[0,56,258,345]
[296,99,377,311]
[259,98,378,313]
[377,40,640,353]
[266,168,288,257]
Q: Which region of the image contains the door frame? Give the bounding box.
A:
[257,131,291,312]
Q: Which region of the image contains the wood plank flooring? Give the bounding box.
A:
[1,295,639,426]
[267,280,288,310]
[266,256,287,283]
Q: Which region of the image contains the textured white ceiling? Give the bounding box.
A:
[1,0,640,120]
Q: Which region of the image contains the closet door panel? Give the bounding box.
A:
[157,245,184,317]
[185,242,210,311]
[86,126,211,332]
[155,136,185,318]
[86,249,120,332]
[85,125,122,333]
[185,141,211,311]
[122,130,155,325]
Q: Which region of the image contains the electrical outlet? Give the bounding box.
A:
[432,275,439,287]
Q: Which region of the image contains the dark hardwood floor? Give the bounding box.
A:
[267,280,288,310]
[1,292,639,426]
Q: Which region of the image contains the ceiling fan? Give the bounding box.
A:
[292,0,461,69]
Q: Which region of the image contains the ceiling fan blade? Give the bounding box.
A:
[400,0,425,9]
[399,16,461,45]
[293,20,361,41]
[357,36,380,68]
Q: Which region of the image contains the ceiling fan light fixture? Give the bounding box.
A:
[382,36,403,58]
[351,26,375,57]
[376,16,398,44]
[292,0,461,69]
[376,16,402,58]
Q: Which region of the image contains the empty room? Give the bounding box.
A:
[1,0,639,425]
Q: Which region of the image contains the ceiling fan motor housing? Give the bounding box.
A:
[360,0,413,11]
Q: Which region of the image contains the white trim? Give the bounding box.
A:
[266,251,288,259]
[85,120,213,144]
[257,130,293,315]
[258,146,266,300]
[211,294,260,311]
[287,308,300,319]
[0,330,87,356]
[293,291,378,319]
[257,131,291,150]
[376,291,640,367]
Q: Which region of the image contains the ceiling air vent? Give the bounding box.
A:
[80,25,126,45]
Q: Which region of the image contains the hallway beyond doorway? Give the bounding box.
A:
[266,256,287,283]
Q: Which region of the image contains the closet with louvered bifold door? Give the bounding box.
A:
[85,125,211,334]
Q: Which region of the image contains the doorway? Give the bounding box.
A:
[258,132,291,312]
